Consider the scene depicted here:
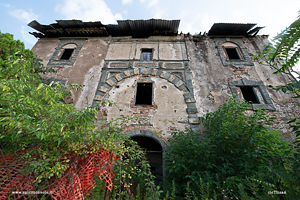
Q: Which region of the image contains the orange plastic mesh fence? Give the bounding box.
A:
[0,152,36,200]
[0,149,116,200]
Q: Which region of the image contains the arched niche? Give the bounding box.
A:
[93,68,200,126]
[126,129,167,185]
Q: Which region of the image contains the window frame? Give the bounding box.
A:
[59,48,75,60]
[47,39,85,68]
[141,48,153,61]
[228,78,275,110]
[214,39,253,69]
[134,82,153,106]
[223,46,244,60]
[239,86,260,104]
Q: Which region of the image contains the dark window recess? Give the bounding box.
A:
[240,86,259,103]
[60,49,74,60]
[225,48,241,59]
[135,83,153,105]
[141,49,153,61]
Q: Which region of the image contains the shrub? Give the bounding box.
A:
[164,98,300,199]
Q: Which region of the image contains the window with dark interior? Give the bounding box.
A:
[60,48,74,60]
[240,86,259,104]
[135,83,153,105]
[141,49,153,61]
[224,47,241,60]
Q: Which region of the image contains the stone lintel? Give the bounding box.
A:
[106,79,115,86]
[168,75,176,83]
[152,69,158,76]
[124,70,131,77]
[188,118,200,125]
[143,68,149,75]
[99,87,108,93]
[160,71,168,78]
[175,80,184,88]
[93,95,103,101]
[134,68,139,75]
[185,97,196,103]
[115,73,122,81]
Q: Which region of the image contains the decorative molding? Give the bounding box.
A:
[228,78,275,110]
[134,62,157,68]
[163,62,184,69]
[92,66,201,126]
[109,62,128,68]
[214,38,253,69]
[47,39,86,67]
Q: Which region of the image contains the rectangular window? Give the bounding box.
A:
[224,48,241,60]
[60,48,74,60]
[141,49,153,61]
[240,86,259,104]
[135,83,153,105]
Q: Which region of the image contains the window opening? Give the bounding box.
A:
[60,48,74,60]
[135,83,153,105]
[240,86,259,103]
[141,49,153,61]
[224,47,241,60]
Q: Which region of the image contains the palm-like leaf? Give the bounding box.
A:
[264,11,300,72]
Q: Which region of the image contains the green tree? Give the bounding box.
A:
[258,10,300,77]
[0,32,161,199]
[164,98,300,199]
[255,11,300,192]
[255,10,300,145]
[0,31,115,155]
[0,32,123,187]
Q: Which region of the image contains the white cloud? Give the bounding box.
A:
[21,26,37,49]
[153,7,168,19]
[115,13,123,20]
[140,0,146,3]
[9,9,38,23]
[179,13,219,35]
[201,13,219,32]
[148,0,158,7]
[0,3,11,8]
[55,0,116,24]
[122,0,133,4]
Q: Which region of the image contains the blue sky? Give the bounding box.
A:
[0,0,299,50]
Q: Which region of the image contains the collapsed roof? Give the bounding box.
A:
[28,19,180,38]
[28,19,264,38]
[208,23,264,36]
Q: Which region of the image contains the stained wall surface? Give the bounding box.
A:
[32,37,110,110]
[105,76,189,139]
[31,33,298,143]
[186,35,298,142]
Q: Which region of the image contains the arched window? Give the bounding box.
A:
[214,38,253,69]
[222,42,244,60]
[56,43,77,60]
[47,39,85,68]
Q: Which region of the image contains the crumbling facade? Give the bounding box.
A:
[28,19,299,183]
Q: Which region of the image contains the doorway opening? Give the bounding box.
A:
[131,136,163,185]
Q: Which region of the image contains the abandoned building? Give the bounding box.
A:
[28,19,299,184]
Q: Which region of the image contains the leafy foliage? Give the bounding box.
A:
[256,10,300,75]
[255,11,300,192]
[86,139,162,199]
[0,32,113,155]
[254,10,300,144]
[164,98,300,199]
[0,31,161,198]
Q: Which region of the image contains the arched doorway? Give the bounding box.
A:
[131,136,163,185]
